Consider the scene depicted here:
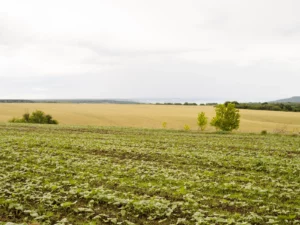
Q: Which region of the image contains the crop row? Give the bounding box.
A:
[0,124,300,224]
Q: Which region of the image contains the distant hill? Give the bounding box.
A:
[273,96,300,103]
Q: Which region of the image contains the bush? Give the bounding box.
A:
[9,110,58,124]
[210,103,240,131]
[197,112,208,131]
[261,130,267,135]
[162,122,167,129]
[183,124,190,131]
[9,118,26,123]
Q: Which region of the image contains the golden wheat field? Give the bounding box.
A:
[0,103,300,133]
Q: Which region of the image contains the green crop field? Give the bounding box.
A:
[0,124,300,224]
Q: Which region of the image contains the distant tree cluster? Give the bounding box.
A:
[0,99,139,104]
[9,110,58,124]
[0,100,35,103]
[225,101,300,112]
[156,102,184,105]
[205,103,219,106]
[183,102,197,106]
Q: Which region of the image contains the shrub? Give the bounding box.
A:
[183,124,190,131]
[9,118,26,123]
[197,112,208,131]
[23,113,30,122]
[210,103,240,131]
[261,130,267,135]
[162,122,167,129]
[9,110,58,124]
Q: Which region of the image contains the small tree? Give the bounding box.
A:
[197,112,208,131]
[162,122,167,128]
[210,103,240,131]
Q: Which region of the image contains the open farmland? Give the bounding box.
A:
[1,103,300,133]
[0,124,300,224]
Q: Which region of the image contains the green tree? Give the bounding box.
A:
[197,112,208,131]
[210,103,240,131]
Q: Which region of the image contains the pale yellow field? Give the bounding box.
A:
[1,103,300,133]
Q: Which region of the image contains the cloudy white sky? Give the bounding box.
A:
[1,0,300,101]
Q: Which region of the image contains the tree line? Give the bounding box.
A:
[156,101,300,112]
[225,101,300,112]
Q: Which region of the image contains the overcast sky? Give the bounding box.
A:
[1,0,300,101]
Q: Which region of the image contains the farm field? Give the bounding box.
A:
[1,103,300,133]
[0,124,300,224]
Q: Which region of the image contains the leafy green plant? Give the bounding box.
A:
[197,112,208,131]
[210,103,240,131]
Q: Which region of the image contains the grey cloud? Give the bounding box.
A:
[1,58,294,101]
[80,57,121,66]
[0,15,34,47]
[278,23,300,36]
[196,14,229,30]
[1,0,300,101]
[74,40,211,58]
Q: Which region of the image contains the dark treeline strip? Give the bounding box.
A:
[0,99,139,104]
[225,101,300,112]
[0,99,35,103]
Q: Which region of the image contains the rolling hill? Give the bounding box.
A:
[274,96,300,103]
